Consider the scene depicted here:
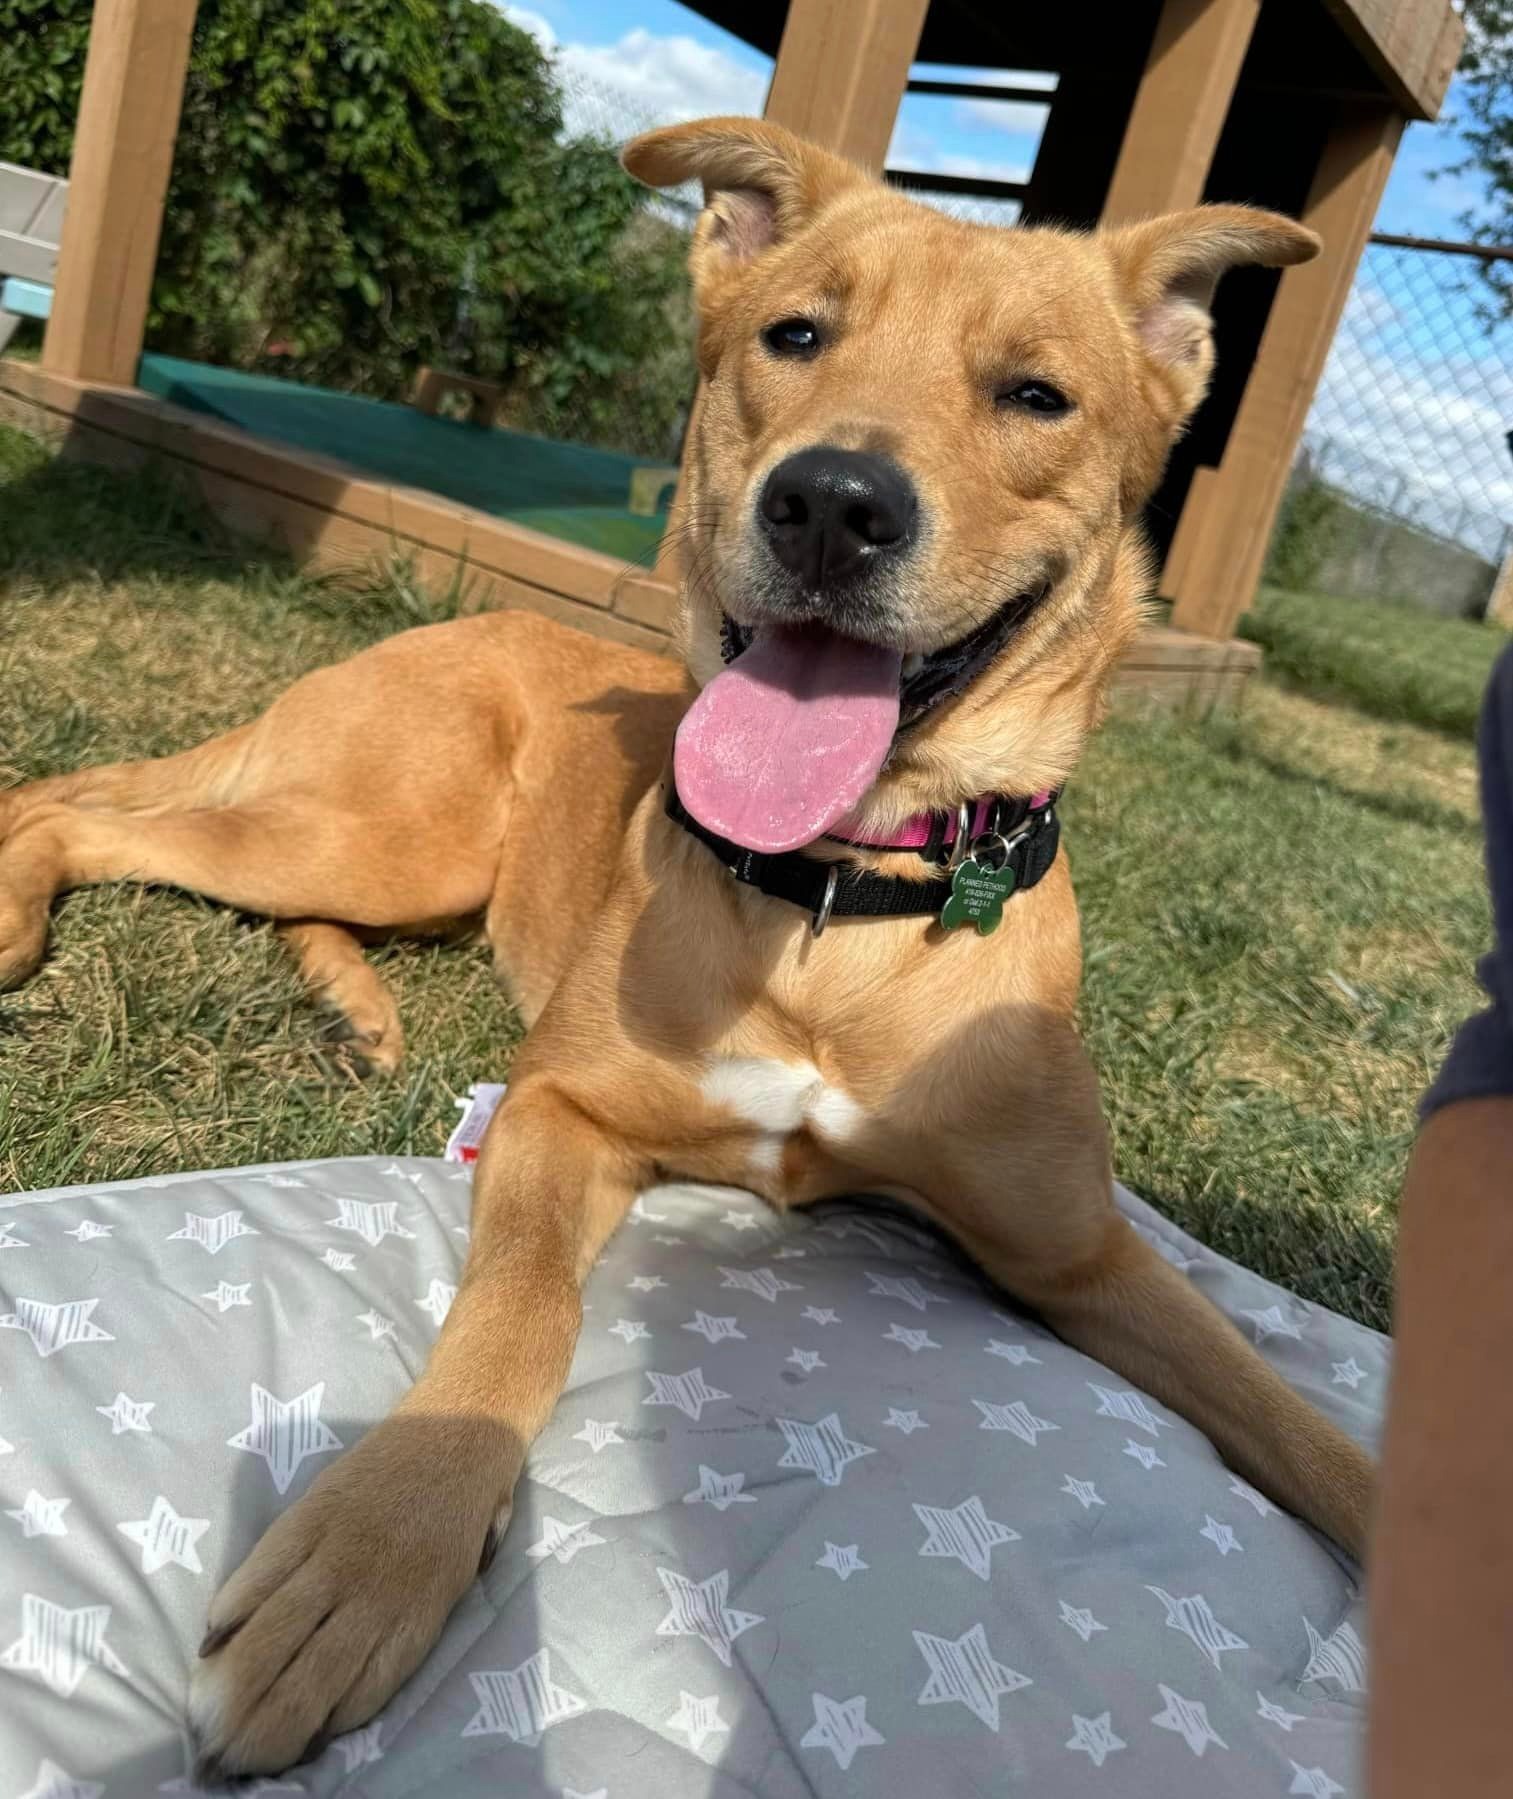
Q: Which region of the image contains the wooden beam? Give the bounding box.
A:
[42,0,199,385]
[886,168,1027,202]
[1165,103,1404,641]
[1102,0,1261,222]
[1319,0,1462,122]
[763,0,930,172]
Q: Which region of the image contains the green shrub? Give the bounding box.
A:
[1265,475,1347,593]
[0,0,694,445]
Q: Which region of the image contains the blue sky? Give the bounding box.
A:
[503,0,1487,237]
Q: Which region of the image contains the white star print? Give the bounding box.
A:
[572,1419,624,1453]
[800,1692,885,1770]
[1059,1600,1108,1642]
[6,1492,69,1539]
[0,1224,27,1248]
[167,1210,258,1255]
[884,1407,927,1433]
[915,1495,1019,1580]
[1257,1691,1306,1730]
[787,1348,824,1372]
[985,1339,1041,1365]
[17,1762,104,1799]
[1302,1616,1367,1691]
[682,1311,745,1343]
[227,1382,342,1494]
[773,1245,807,1260]
[117,1496,211,1574]
[65,1221,112,1242]
[463,1647,587,1744]
[718,1265,800,1301]
[526,1517,607,1565]
[334,1722,384,1770]
[325,1197,416,1247]
[1242,1303,1303,1344]
[777,1413,876,1486]
[609,1318,651,1343]
[655,1566,763,1666]
[1331,1357,1367,1389]
[1061,1476,1105,1510]
[356,1309,396,1341]
[802,1306,840,1325]
[644,1367,730,1421]
[973,1399,1059,1444]
[628,1197,668,1222]
[683,1465,757,1511]
[96,1392,153,1434]
[665,1689,729,1755]
[1229,1474,1278,1516]
[1147,1587,1249,1668]
[1,1595,128,1695]
[1151,1684,1228,1757]
[1124,1438,1166,1469]
[201,1281,251,1313]
[1067,1711,1126,1768]
[321,1248,356,1273]
[1200,1515,1243,1556]
[415,1279,456,1327]
[652,1233,682,1246]
[884,1323,940,1353]
[628,1274,667,1292]
[721,1209,761,1231]
[1290,1763,1346,1798]
[914,1622,1031,1729]
[1088,1382,1168,1436]
[865,1270,947,1311]
[0,1296,114,1358]
[816,1542,868,1580]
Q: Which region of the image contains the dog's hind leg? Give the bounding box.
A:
[0,800,496,991]
[0,727,256,841]
[279,921,404,1075]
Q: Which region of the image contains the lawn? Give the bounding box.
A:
[0,423,1493,1330]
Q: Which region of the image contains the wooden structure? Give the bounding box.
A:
[0,0,1461,705]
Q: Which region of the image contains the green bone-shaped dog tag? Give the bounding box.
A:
[940,855,1018,936]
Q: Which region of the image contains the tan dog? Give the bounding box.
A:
[0,119,1372,1777]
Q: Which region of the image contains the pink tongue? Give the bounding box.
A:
[675,626,903,853]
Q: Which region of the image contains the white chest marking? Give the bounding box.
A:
[700,1058,866,1174]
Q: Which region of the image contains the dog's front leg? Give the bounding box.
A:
[189,1080,642,1779]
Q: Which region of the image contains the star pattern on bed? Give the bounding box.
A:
[0,1159,1384,1796]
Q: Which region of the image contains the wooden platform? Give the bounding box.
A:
[0,356,1259,712]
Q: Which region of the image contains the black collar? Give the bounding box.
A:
[665,782,1061,935]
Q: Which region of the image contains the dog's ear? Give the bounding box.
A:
[1105,204,1320,417]
[622,117,865,290]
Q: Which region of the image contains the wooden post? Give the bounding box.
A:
[1102,0,1261,222]
[1165,103,1404,639]
[650,0,927,590]
[763,0,931,171]
[42,0,200,387]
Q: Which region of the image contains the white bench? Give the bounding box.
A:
[0,160,67,353]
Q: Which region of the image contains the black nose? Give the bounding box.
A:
[758,447,918,592]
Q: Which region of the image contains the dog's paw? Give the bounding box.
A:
[189,1423,498,1778]
[0,899,46,991]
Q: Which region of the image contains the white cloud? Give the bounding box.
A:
[954,95,1052,138]
[556,27,767,130]
[500,4,556,53]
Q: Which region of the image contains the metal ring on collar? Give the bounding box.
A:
[811,863,840,937]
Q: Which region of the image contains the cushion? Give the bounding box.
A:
[0,1157,1384,1797]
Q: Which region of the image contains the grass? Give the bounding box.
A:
[1243,583,1505,740]
[0,422,1492,1329]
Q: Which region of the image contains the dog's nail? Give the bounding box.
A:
[198,1620,240,1658]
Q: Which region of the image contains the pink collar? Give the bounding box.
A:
[830,790,1055,852]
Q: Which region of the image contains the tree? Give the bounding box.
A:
[1448,0,1513,311]
[0,0,693,446]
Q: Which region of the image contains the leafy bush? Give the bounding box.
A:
[0,0,695,447]
[1265,475,1347,593]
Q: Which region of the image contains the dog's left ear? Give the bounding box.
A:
[1105,204,1320,418]
[623,116,865,298]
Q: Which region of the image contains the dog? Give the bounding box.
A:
[0,118,1373,1776]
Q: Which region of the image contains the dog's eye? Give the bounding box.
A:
[763,317,823,357]
[998,379,1071,416]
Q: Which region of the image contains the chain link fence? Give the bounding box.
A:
[1269,236,1513,618]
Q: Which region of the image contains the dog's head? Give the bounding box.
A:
[624,117,1317,853]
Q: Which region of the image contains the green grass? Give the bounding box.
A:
[1243,583,1505,740]
[0,423,1492,1328]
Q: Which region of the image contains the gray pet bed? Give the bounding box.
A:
[0,1157,1382,1797]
